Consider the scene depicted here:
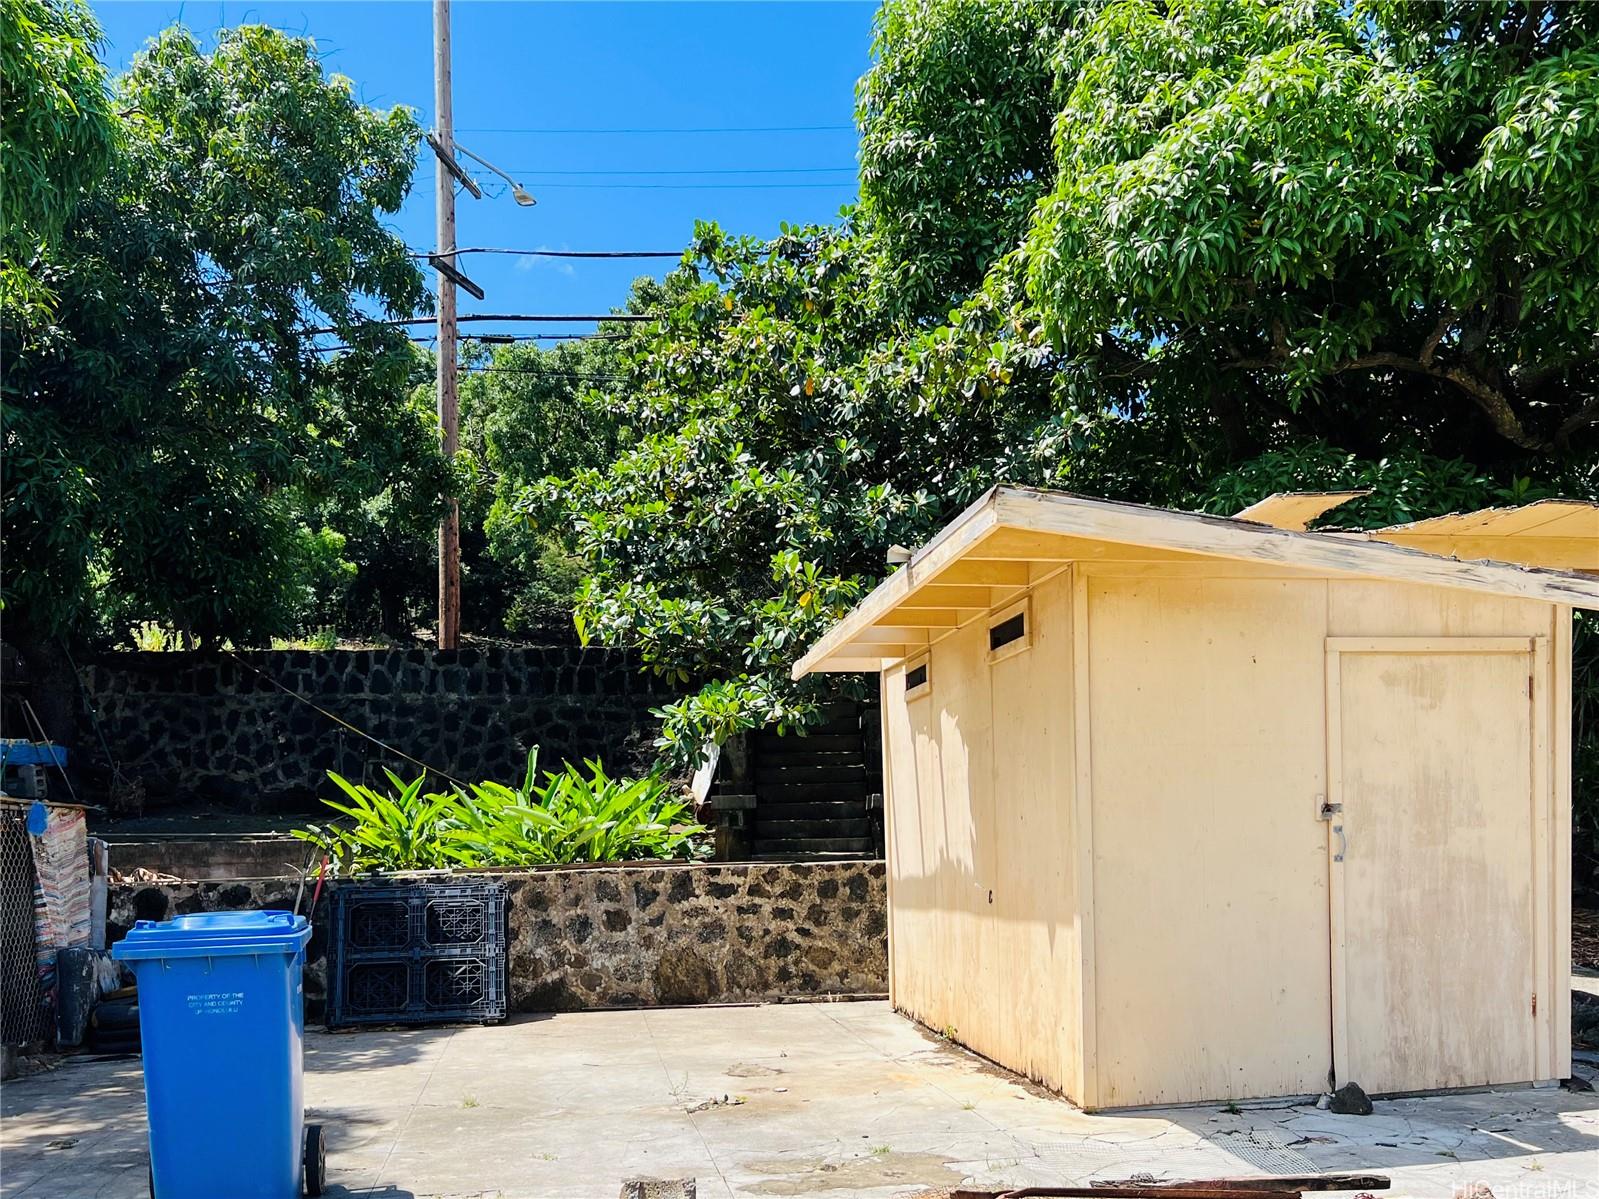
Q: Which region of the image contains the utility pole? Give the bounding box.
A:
[433,0,461,650]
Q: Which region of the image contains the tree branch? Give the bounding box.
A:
[1418,308,1454,367]
[1332,353,1541,449]
[1224,342,1543,450]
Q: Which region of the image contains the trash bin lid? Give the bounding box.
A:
[112,909,311,961]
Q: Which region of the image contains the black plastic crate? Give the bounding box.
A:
[327,881,507,1028]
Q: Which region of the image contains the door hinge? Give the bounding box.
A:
[1532,993,1538,1017]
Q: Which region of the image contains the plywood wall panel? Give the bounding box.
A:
[1086,575,1332,1107]
[988,573,1080,1093]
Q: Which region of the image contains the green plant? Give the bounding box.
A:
[294,748,707,874]
[295,770,468,875]
[451,751,705,866]
[130,621,174,652]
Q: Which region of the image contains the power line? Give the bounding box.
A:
[461,366,628,381]
[313,332,626,353]
[418,165,856,177]
[414,248,683,259]
[416,175,855,191]
[462,332,629,342]
[306,313,653,334]
[455,123,854,135]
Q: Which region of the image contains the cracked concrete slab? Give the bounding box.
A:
[2,1002,1596,1198]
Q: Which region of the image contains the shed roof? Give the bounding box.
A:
[793,487,1599,677]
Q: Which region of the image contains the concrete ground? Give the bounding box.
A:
[4,1001,1597,1199]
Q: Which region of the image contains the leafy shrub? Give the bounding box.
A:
[294,749,706,875]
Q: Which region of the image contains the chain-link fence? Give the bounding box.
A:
[0,803,51,1047]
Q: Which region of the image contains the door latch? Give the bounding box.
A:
[1316,794,1342,821]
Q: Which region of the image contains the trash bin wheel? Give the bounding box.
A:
[303,1124,326,1196]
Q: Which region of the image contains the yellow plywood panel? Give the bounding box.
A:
[1373,499,1599,539]
[1330,646,1539,1091]
[1370,535,1599,572]
[930,560,1032,587]
[965,527,1213,564]
[1327,579,1551,638]
[1233,491,1369,531]
[885,620,993,1044]
[931,619,1000,1055]
[883,655,949,1026]
[1086,574,1332,1107]
[882,574,1083,1098]
[987,572,1080,1094]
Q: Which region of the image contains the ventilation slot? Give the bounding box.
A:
[905,663,928,691]
[989,613,1026,651]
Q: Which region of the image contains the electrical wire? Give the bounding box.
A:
[304,313,653,334]
[312,332,627,352]
[460,367,628,381]
[427,166,855,177]
[417,177,854,191]
[454,123,854,135]
[417,248,683,259]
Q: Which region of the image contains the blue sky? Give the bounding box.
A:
[91,1,874,342]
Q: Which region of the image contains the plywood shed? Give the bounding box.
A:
[794,486,1599,1110]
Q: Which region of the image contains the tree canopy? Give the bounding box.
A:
[553,0,1598,768]
[0,0,116,317]
[3,23,448,650]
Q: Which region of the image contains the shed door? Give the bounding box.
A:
[1327,639,1543,1094]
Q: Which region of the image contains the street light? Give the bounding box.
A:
[454,143,538,207]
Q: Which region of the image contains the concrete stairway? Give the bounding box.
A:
[749,706,880,859]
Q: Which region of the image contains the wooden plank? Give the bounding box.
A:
[1366,535,1599,572]
[930,560,1031,587]
[1532,634,1552,1079]
[966,527,1207,564]
[808,655,900,672]
[870,609,966,628]
[1233,490,1369,531]
[828,643,922,661]
[996,488,1599,610]
[1070,565,1098,1109]
[880,672,898,1007]
[896,585,997,610]
[1554,607,1574,1075]
[1372,499,1599,539]
[843,627,932,646]
[1325,644,1349,1089]
[1326,636,1534,655]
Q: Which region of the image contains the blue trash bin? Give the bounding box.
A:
[112,910,324,1198]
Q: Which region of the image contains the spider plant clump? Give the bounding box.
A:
[294,747,707,875]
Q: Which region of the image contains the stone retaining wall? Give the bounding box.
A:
[108,860,887,1021]
[74,645,673,810]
